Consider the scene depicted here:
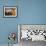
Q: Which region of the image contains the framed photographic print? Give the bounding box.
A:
[3,6,17,17]
[18,24,46,42]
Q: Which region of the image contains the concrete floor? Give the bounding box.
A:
[0,40,46,46]
[0,44,18,46]
[19,39,46,46]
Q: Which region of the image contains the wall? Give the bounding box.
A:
[0,0,18,44]
[0,0,46,45]
[19,0,46,24]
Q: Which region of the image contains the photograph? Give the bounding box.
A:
[4,6,17,17]
[18,24,46,41]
